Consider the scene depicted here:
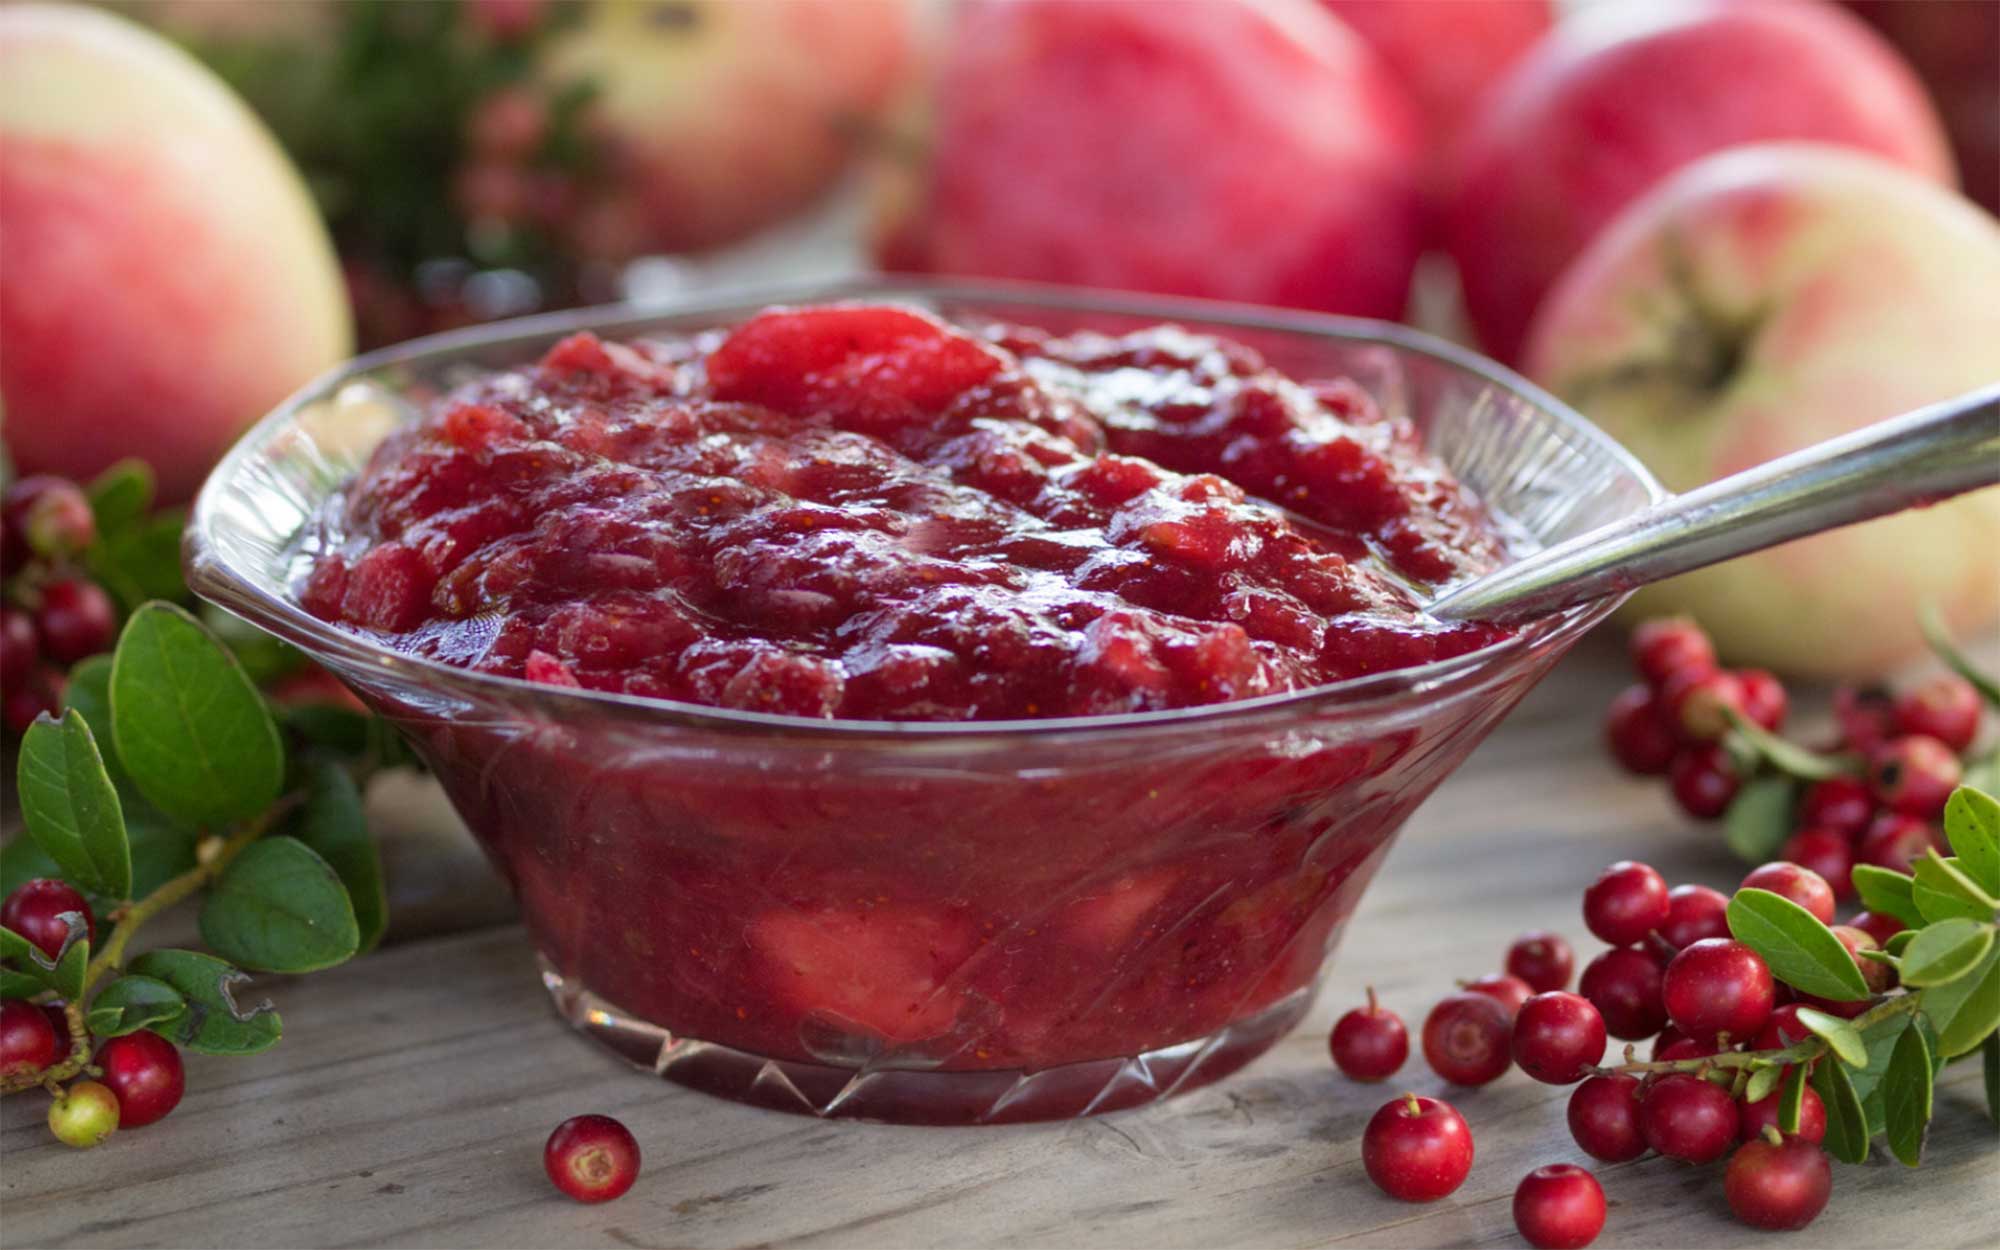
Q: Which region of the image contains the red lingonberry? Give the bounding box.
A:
[1460,972,1534,1018]
[1655,1034,1726,1063]
[1422,992,1513,1086]
[2,999,60,1079]
[1513,992,1607,1085]
[1631,617,1714,690]
[1604,684,1677,775]
[1867,735,1961,819]
[1,878,95,962]
[1640,1073,1739,1164]
[1833,683,1898,755]
[96,1031,186,1128]
[1330,988,1408,1083]
[1362,1094,1474,1203]
[1848,910,1905,947]
[1738,862,1836,925]
[1796,777,1875,841]
[0,608,37,689]
[1579,946,1667,1041]
[1855,812,1943,874]
[1740,1085,1826,1145]
[1663,939,1774,1046]
[47,1079,121,1149]
[1668,745,1739,820]
[1724,1135,1832,1231]
[1662,667,1746,742]
[1568,1073,1647,1163]
[544,1114,641,1203]
[1893,674,1981,753]
[1735,669,1787,732]
[1513,1164,1606,1250]
[1754,1003,1813,1054]
[35,578,118,666]
[1777,828,1855,902]
[1506,930,1575,993]
[3,667,64,736]
[1657,884,1730,950]
[2,475,95,559]
[1582,861,1670,947]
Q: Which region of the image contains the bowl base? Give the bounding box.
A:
[538,958,1315,1125]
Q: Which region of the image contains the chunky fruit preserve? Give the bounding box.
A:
[297,303,1534,1119]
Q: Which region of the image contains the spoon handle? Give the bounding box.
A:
[1429,382,2000,624]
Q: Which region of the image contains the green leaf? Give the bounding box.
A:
[15,709,131,899]
[1932,946,2000,1058]
[1899,919,1997,988]
[1,970,44,1000]
[280,704,374,757]
[49,935,88,1001]
[1779,1062,1808,1134]
[85,975,186,1038]
[1850,1012,1915,1132]
[200,603,307,686]
[1728,888,1871,1002]
[1882,1022,1934,1166]
[1944,787,2000,898]
[1851,865,1926,930]
[1813,1058,1869,1164]
[0,833,63,900]
[125,813,199,900]
[86,458,155,535]
[1725,776,1798,864]
[0,926,37,968]
[289,764,386,953]
[1922,605,2000,708]
[1724,714,1854,781]
[199,837,359,973]
[1912,854,1998,923]
[87,509,188,610]
[1794,1006,1869,1066]
[1743,1062,1783,1104]
[61,657,121,774]
[110,602,284,829]
[1983,1034,1998,1125]
[1885,929,1918,956]
[126,949,281,1056]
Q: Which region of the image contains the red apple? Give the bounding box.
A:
[1,4,351,504]
[534,0,912,256]
[1843,1,2000,215]
[1524,144,2000,677]
[875,0,1427,320]
[1447,0,1955,363]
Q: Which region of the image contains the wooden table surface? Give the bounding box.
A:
[3,636,1996,1250]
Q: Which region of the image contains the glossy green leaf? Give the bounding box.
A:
[1944,787,2000,898]
[1794,1006,1868,1066]
[0,834,63,905]
[1850,1012,1914,1134]
[110,603,283,829]
[1882,1021,1934,1167]
[1899,918,1996,988]
[127,949,281,1056]
[290,764,386,953]
[1912,854,1998,924]
[1779,1062,1808,1135]
[1725,715,1854,781]
[86,975,186,1038]
[1743,1062,1783,1104]
[1850,864,1926,930]
[1813,1057,1869,1164]
[88,509,188,610]
[1725,776,1798,864]
[1886,929,1918,956]
[1728,888,1871,1002]
[1933,946,2000,1058]
[87,458,156,535]
[49,935,87,1001]
[15,709,130,899]
[0,927,36,968]
[61,658,121,775]
[0,971,43,1000]
[199,837,359,974]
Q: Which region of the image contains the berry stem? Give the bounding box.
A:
[1602,992,1923,1078]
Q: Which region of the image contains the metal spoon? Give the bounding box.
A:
[1428,382,2000,624]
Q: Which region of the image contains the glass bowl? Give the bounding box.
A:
[186,279,1663,1124]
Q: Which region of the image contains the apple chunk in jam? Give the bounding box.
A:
[301,304,1512,721]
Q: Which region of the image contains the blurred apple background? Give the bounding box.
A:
[3,0,1995,674]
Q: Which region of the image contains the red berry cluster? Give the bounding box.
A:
[1,475,119,735]
[1,881,187,1147]
[1604,617,1785,817]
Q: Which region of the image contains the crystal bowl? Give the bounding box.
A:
[186,279,1662,1123]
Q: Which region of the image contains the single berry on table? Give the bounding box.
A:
[1797,777,1875,841]
[2,475,96,558]
[1329,988,1408,1083]
[2,998,60,1078]
[1662,667,1746,741]
[1604,684,1676,775]
[1668,745,1739,820]
[1737,862,1836,925]
[1868,734,1962,819]
[1,877,95,962]
[34,577,118,666]
[1664,938,1775,1045]
[96,1031,186,1128]
[1735,668,1787,732]
[1630,617,1714,690]
[1740,1085,1826,1145]
[1568,1074,1647,1163]
[47,1080,121,1149]
[1506,930,1575,993]
[1421,992,1513,1086]
[1848,910,1904,946]
[1578,946,1667,1041]
[1724,1134,1832,1231]
[1639,1073,1739,1164]
[544,1114,641,1203]
[1361,1094,1474,1203]
[1460,972,1534,1017]
[1582,860,1669,947]
[1513,1164,1606,1250]
[1777,828,1855,902]
[1856,812,1943,874]
[1893,674,1981,752]
[0,608,38,689]
[1656,884,1730,950]
[1833,683,1898,755]
[1512,992,1607,1085]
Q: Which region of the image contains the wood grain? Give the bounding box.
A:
[3,637,1996,1249]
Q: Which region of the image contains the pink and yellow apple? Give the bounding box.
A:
[874,0,1427,321]
[1448,0,1955,364]
[0,3,350,503]
[1524,144,2000,678]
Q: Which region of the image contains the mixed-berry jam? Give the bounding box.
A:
[301,304,1512,720]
